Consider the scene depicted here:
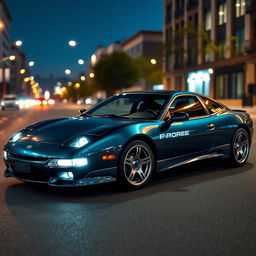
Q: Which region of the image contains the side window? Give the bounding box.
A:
[201,97,224,114]
[168,96,206,118]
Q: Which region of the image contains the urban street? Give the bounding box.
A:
[0,103,256,256]
[1,0,256,255]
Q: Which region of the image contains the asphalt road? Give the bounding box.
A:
[0,104,256,256]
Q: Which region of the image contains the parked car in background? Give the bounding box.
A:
[1,95,19,110]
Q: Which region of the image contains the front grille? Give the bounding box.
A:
[9,152,49,162]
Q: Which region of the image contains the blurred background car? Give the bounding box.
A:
[36,97,55,106]
[1,95,20,110]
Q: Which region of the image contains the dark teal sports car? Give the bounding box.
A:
[3,91,253,189]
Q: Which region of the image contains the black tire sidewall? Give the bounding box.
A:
[229,128,250,167]
[117,140,154,189]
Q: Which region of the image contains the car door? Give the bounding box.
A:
[157,95,218,160]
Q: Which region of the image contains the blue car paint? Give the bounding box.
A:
[3,91,253,187]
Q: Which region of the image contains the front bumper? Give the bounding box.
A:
[3,149,119,187]
[4,167,116,187]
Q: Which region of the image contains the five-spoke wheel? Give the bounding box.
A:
[118,140,154,189]
[230,128,250,166]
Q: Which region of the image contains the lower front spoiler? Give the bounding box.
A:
[4,168,116,187]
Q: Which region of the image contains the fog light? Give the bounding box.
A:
[59,172,74,180]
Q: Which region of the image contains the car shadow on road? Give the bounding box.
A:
[4,159,253,210]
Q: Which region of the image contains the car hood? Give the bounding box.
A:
[17,116,137,144]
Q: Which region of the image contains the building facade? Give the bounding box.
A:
[10,45,28,95]
[0,0,12,97]
[164,0,256,105]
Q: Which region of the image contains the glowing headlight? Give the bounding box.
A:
[3,150,7,160]
[1,102,4,106]
[48,158,88,167]
[11,132,23,142]
[70,136,89,148]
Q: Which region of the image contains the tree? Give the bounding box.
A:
[65,80,92,100]
[94,51,139,96]
[133,56,163,86]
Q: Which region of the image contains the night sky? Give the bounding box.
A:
[7,0,163,80]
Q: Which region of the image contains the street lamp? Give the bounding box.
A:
[89,72,95,78]
[68,40,77,47]
[80,75,86,81]
[78,59,84,65]
[29,61,35,67]
[20,68,26,74]
[0,20,5,31]
[15,40,23,47]
[150,58,157,65]
[65,69,71,75]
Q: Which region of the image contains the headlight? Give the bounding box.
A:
[69,136,89,148]
[1,102,4,106]
[11,132,23,142]
[47,158,88,167]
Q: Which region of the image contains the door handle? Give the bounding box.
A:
[208,123,215,130]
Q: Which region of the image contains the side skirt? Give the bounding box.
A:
[157,153,224,172]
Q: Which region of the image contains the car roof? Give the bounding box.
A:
[121,90,201,97]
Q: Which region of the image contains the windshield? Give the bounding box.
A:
[86,93,170,119]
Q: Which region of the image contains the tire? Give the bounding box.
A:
[229,128,250,167]
[118,140,154,190]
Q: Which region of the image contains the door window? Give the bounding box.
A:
[201,97,224,114]
[167,96,207,118]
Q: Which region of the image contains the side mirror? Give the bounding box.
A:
[79,109,87,115]
[160,111,189,131]
[171,111,189,122]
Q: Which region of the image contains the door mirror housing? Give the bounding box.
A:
[79,109,87,115]
[171,111,189,122]
[161,111,189,132]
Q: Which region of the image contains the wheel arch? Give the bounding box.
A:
[236,124,251,145]
[121,134,158,162]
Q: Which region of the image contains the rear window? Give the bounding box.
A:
[201,97,224,114]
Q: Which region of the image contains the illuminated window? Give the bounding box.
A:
[205,10,212,31]
[218,2,227,25]
[235,0,246,17]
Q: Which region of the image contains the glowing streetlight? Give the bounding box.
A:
[0,20,5,30]
[78,59,84,65]
[9,55,16,61]
[29,61,35,67]
[15,40,23,47]
[74,82,80,89]
[57,81,62,86]
[91,54,97,65]
[150,58,157,65]
[89,72,95,78]
[208,68,214,74]
[68,40,77,47]
[20,68,26,74]
[80,75,86,81]
[65,69,71,75]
